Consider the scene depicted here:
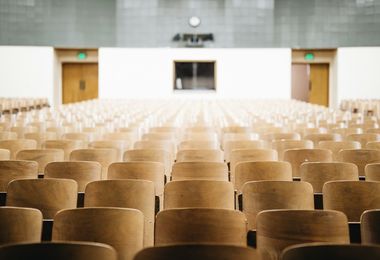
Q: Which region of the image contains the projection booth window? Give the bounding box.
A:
[173,61,216,90]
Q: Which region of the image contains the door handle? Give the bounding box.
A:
[79,80,86,91]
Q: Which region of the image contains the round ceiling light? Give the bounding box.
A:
[188,16,201,28]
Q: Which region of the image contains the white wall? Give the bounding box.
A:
[99,48,291,99]
[337,47,380,102]
[0,46,55,105]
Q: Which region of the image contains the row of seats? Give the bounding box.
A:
[0,97,49,114]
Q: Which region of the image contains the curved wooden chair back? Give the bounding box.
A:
[0,139,37,159]
[361,209,380,245]
[16,149,64,173]
[224,140,266,162]
[123,149,172,176]
[155,208,247,246]
[53,207,144,260]
[0,160,38,192]
[134,140,176,161]
[235,161,292,192]
[178,140,219,150]
[230,149,278,183]
[272,140,313,160]
[300,162,359,193]
[0,148,10,160]
[365,163,380,181]
[84,180,155,246]
[347,133,380,148]
[0,131,17,140]
[283,149,332,177]
[242,181,314,229]
[62,132,93,146]
[103,132,135,144]
[6,179,78,219]
[89,140,127,161]
[10,126,38,139]
[164,180,234,210]
[323,180,380,222]
[256,209,349,260]
[171,162,228,181]
[0,242,118,260]
[176,149,224,163]
[0,206,42,244]
[183,132,218,143]
[318,141,361,160]
[222,132,259,150]
[262,132,301,142]
[24,132,57,149]
[338,149,380,175]
[282,243,380,260]
[43,140,84,160]
[367,141,380,150]
[142,132,176,142]
[70,149,118,179]
[134,244,257,260]
[332,127,363,137]
[304,133,342,147]
[45,161,101,192]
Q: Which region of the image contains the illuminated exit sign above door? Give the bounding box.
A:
[304,53,315,61]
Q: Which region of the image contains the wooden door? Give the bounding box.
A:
[309,64,329,107]
[62,63,98,104]
[291,64,309,102]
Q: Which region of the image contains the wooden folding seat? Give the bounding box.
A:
[85,180,155,246]
[6,179,77,219]
[302,127,328,137]
[222,126,252,134]
[178,140,219,150]
[366,141,380,150]
[283,149,332,178]
[256,209,349,260]
[70,149,118,179]
[0,149,10,160]
[323,181,380,222]
[230,149,278,183]
[108,162,165,197]
[183,132,218,143]
[222,132,259,149]
[45,161,101,192]
[235,161,292,192]
[89,140,127,161]
[24,132,57,149]
[300,162,359,193]
[185,126,215,133]
[361,209,380,245]
[304,133,342,147]
[150,126,179,135]
[365,163,380,181]
[176,149,224,163]
[0,160,38,191]
[282,243,380,260]
[0,122,11,131]
[262,132,301,142]
[134,140,176,161]
[0,131,17,140]
[155,208,247,246]
[0,242,117,260]
[318,141,361,160]
[53,207,144,260]
[338,149,380,175]
[62,132,93,147]
[331,127,363,137]
[272,140,313,160]
[16,149,64,173]
[0,206,42,244]
[224,140,266,162]
[43,139,84,161]
[10,126,38,138]
[347,133,380,147]
[367,128,380,134]
[242,181,314,229]
[171,162,228,181]
[0,139,37,159]
[134,244,257,260]
[142,132,176,142]
[164,180,234,210]
[103,132,135,145]
[123,149,172,177]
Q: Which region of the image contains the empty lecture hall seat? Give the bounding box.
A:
[256,209,349,260]
[176,149,224,163]
[16,149,64,173]
[43,140,84,161]
[89,140,128,161]
[0,131,17,140]
[282,243,380,260]
[366,141,380,150]
[134,244,256,260]
[6,179,78,219]
[283,149,333,178]
[0,139,37,159]
[0,149,10,160]
[142,132,176,142]
[53,207,144,260]
[262,132,301,142]
[300,162,359,193]
[318,141,361,160]
[365,163,380,181]
[338,149,380,176]
[323,181,380,222]
[171,162,228,181]
[103,132,135,145]
[242,181,314,230]
[222,132,259,150]
[361,209,380,245]
[178,140,219,150]
[234,161,292,193]
[272,140,314,161]
[84,180,155,246]
[0,207,42,244]
[0,242,117,260]
[224,140,266,162]
[44,161,102,192]
[134,140,176,161]
[62,132,93,147]
[10,126,38,139]
[163,180,234,210]
[347,133,380,147]
[0,160,38,192]
[155,208,247,246]
[304,133,342,147]
[24,132,57,149]
[70,148,118,179]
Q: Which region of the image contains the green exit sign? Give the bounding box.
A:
[77,52,87,60]
[304,53,315,61]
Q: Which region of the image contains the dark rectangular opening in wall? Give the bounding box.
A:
[174,61,216,90]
